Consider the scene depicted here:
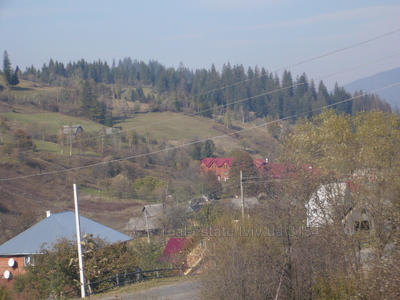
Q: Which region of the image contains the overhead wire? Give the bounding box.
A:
[1,50,399,160]
[2,28,399,157]
[0,29,399,178]
[1,80,400,183]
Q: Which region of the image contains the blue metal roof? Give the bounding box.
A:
[0,211,132,255]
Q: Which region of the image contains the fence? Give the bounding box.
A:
[60,267,191,298]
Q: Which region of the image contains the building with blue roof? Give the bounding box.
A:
[0,211,132,280]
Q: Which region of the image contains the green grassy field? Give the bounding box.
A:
[34,139,61,152]
[3,111,106,135]
[115,112,218,140]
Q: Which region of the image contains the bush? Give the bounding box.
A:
[13,237,140,298]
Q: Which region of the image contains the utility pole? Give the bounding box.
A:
[73,184,86,298]
[145,213,150,243]
[240,170,244,220]
[69,135,72,155]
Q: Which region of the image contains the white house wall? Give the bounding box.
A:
[306,182,348,227]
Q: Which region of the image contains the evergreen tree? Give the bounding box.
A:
[136,87,145,102]
[130,89,137,102]
[80,80,104,123]
[104,112,114,127]
[10,66,20,86]
[281,70,294,118]
[332,83,352,115]
[201,140,216,158]
[316,81,331,111]
[269,75,283,119]
[2,51,13,86]
[294,73,308,100]
[191,143,203,160]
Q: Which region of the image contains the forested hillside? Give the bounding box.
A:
[1,54,400,299]
[344,67,400,108]
[14,57,391,124]
[0,54,393,240]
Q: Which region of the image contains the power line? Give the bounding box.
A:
[2,50,399,159]
[190,28,400,98]
[2,29,399,157]
[1,81,399,182]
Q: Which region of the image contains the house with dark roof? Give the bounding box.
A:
[0,211,132,280]
[125,204,164,236]
[61,125,83,138]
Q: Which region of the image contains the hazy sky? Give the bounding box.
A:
[1,0,400,89]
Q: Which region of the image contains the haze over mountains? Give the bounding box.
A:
[344,67,400,109]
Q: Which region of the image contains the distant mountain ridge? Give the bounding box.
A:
[344,68,400,109]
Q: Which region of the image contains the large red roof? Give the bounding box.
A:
[260,163,316,179]
[200,158,234,167]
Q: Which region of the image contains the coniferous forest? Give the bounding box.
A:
[19,57,391,124]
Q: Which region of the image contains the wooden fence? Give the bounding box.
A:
[60,267,190,298]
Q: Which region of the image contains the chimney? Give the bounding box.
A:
[46,211,52,217]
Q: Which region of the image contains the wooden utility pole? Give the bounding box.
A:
[145,213,150,243]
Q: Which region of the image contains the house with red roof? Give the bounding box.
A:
[200,158,234,181]
[200,157,313,182]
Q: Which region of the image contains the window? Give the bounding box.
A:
[361,221,370,230]
[354,221,360,231]
[24,255,34,266]
[355,221,370,231]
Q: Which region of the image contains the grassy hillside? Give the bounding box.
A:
[116,112,219,140]
[0,79,282,243]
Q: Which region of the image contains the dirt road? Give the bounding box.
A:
[94,278,200,300]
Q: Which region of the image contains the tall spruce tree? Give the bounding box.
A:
[80,80,104,123]
[2,51,14,86]
[201,140,216,158]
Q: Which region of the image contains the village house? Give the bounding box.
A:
[200,158,234,181]
[125,204,164,237]
[0,211,132,282]
[230,197,260,210]
[60,125,83,139]
[306,182,372,233]
[200,157,314,182]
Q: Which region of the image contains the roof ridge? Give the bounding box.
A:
[52,212,76,237]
